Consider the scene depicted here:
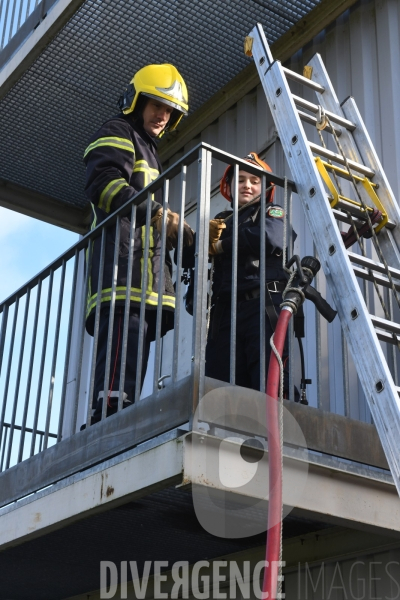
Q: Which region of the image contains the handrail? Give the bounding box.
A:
[0,142,295,314]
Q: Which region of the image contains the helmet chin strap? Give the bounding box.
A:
[232,186,274,209]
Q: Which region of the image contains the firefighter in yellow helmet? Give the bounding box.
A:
[83,64,192,424]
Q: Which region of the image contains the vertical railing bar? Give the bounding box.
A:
[153,179,169,394]
[86,229,106,425]
[0,2,4,50]
[101,218,120,421]
[199,151,211,405]
[172,165,187,384]
[362,251,372,422]
[388,290,398,387]
[287,185,294,402]
[118,205,137,410]
[72,241,92,434]
[314,243,322,409]
[0,427,8,472]
[25,0,30,20]
[259,175,266,392]
[230,163,239,385]
[18,280,42,461]
[43,260,67,450]
[0,304,9,378]
[134,192,152,404]
[39,433,43,453]
[0,299,19,453]
[29,271,54,456]
[17,0,25,29]
[0,0,11,49]
[190,148,211,422]
[341,329,350,417]
[5,290,31,469]
[9,0,17,40]
[57,249,79,440]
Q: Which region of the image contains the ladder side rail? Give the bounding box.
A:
[248,26,400,492]
[307,54,400,269]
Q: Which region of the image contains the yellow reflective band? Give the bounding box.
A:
[83,136,135,158]
[141,225,155,296]
[86,286,175,318]
[86,204,98,303]
[133,160,159,187]
[98,178,129,213]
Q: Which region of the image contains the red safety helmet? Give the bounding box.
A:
[219,152,275,204]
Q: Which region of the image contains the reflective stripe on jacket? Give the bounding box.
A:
[83,114,175,337]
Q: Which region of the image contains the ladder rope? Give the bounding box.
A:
[316,116,400,351]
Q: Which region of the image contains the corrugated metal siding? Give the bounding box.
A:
[163,0,400,422]
[285,548,400,599]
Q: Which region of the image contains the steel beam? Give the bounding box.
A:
[183,432,400,535]
[0,177,90,233]
[0,435,183,550]
[0,376,191,507]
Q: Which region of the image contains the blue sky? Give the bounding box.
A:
[0,207,78,303]
[0,2,79,298]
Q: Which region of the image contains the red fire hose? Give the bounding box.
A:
[263,306,293,599]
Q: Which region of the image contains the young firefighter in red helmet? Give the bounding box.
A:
[84,64,193,423]
[184,153,291,393]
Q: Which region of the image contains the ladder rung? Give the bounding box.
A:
[297,110,342,136]
[375,330,400,346]
[320,161,376,184]
[309,142,375,178]
[292,95,356,131]
[371,315,400,335]
[348,252,400,279]
[332,208,395,229]
[352,266,400,291]
[282,66,325,93]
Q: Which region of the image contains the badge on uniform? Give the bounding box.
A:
[267,206,284,218]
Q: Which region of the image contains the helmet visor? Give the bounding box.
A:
[141,92,188,115]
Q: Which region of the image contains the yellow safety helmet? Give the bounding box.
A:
[118,64,189,132]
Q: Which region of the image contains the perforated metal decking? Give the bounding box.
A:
[0,0,321,212]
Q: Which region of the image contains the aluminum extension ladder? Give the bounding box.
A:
[245,24,400,497]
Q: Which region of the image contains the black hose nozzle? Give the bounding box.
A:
[283,255,337,323]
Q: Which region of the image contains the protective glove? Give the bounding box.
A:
[209,218,226,244]
[151,208,194,250]
[208,218,226,255]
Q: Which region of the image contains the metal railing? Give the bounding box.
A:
[0,142,296,474]
[0,0,57,68]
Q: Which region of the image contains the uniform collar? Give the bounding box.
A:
[122,113,159,150]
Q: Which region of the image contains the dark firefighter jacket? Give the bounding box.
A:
[182,201,287,301]
[84,114,175,338]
